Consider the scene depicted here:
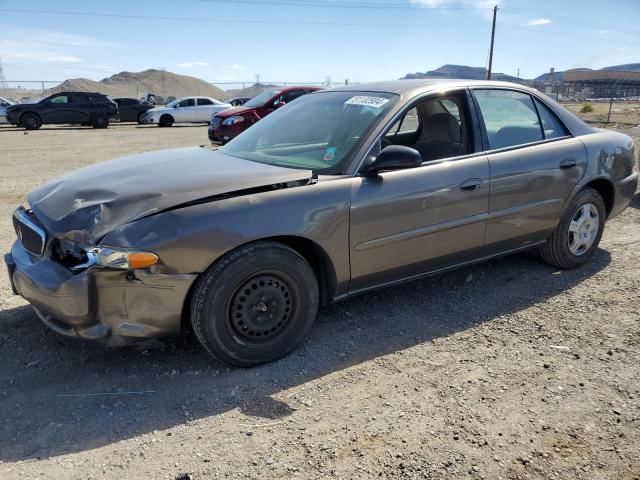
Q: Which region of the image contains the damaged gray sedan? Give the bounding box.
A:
[5,80,638,367]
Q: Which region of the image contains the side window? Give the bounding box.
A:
[474,89,543,150]
[385,107,420,137]
[198,98,213,106]
[282,90,305,104]
[533,98,569,140]
[177,98,195,108]
[50,95,69,105]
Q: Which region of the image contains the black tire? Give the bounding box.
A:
[539,187,606,269]
[21,113,42,130]
[159,114,174,127]
[92,112,109,129]
[191,241,319,367]
[137,112,145,124]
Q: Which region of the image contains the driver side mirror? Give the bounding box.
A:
[360,145,422,175]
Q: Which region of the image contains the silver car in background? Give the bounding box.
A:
[141,96,232,127]
[0,96,15,124]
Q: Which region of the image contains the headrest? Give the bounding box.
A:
[423,112,461,143]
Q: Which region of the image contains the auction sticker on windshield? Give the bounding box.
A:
[345,96,390,108]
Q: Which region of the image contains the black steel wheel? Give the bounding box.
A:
[191,241,319,367]
[21,113,42,130]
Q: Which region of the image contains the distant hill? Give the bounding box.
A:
[600,63,640,72]
[404,63,640,83]
[403,64,520,82]
[225,83,282,98]
[46,69,228,100]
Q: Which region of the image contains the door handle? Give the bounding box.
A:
[459,178,482,191]
[559,158,577,170]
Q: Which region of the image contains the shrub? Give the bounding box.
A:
[580,103,594,113]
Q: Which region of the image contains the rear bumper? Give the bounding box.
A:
[5,240,197,346]
[610,172,638,218]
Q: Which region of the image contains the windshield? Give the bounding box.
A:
[244,89,282,108]
[221,91,398,174]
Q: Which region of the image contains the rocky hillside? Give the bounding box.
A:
[46,69,227,100]
[403,64,520,82]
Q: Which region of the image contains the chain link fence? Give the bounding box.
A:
[2,79,638,125]
[0,80,355,105]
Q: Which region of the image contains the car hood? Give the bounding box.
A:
[28,147,312,245]
[213,105,259,118]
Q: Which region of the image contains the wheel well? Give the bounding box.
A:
[160,114,173,121]
[266,236,337,307]
[584,178,614,217]
[180,236,339,333]
[20,111,40,122]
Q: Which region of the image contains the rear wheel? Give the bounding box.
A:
[539,188,606,269]
[137,112,145,124]
[159,114,174,127]
[92,112,109,129]
[21,113,42,130]
[191,241,319,367]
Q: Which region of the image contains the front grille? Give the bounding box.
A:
[13,208,47,256]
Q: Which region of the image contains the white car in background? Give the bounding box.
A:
[142,96,232,127]
[0,96,15,124]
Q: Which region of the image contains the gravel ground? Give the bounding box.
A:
[0,123,639,480]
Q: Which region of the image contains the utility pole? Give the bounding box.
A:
[255,73,261,85]
[486,5,498,80]
[0,57,8,91]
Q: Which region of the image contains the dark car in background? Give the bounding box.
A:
[227,96,252,107]
[209,86,322,144]
[113,98,155,123]
[5,80,637,367]
[6,92,118,130]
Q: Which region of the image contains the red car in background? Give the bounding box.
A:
[208,86,322,144]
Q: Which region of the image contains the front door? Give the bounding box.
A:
[471,88,588,253]
[349,91,490,292]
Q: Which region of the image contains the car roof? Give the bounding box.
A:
[326,79,542,98]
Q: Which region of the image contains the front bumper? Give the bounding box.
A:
[5,240,197,346]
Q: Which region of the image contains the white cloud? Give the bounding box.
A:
[227,64,245,71]
[528,18,551,26]
[178,60,209,68]
[0,26,114,72]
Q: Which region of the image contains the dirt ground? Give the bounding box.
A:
[0,122,639,480]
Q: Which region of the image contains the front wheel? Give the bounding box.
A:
[21,113,42,130]
[158,114,174,127]
[191,241,319,367]
[539,188,606,269]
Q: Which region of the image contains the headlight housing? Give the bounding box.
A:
[222,116,245,126]
[73,246,158,271]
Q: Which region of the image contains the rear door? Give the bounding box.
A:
[349,90,490,291]
[471,88,587,253]
[195,97,215,122]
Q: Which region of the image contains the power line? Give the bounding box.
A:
[502,6,640,35]
[500,24,640,46]
[196,0,483,10]
[1,7,638,45]
[0,8,482,27]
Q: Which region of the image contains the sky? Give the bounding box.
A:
[0,0,639,88]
